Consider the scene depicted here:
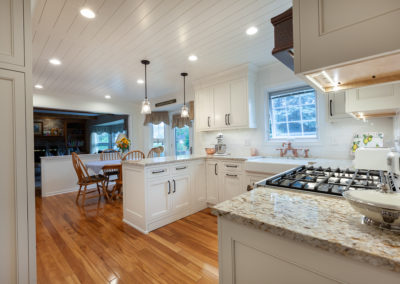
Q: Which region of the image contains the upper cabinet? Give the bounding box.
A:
[0,0,25,67]
[194,65,256,132]
[292,0,400,92]
[345,83,400,117]
[327,91,350,120]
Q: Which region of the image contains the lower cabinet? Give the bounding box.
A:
[171,174,191,213]
[221,172,244,201]
[206,161,219,203]
[148,177,170,221]
[191,161,207,212]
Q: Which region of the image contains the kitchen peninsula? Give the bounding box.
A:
[212,187,400,284]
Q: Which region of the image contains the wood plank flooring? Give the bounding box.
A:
[36,193,219,283]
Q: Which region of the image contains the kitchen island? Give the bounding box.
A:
[212,187,400,284]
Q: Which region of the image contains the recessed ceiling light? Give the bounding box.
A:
[188,55,198,62]
[34,84,43,89]
[80,8,96,19]
[246,26,258,35]
[105,95,111,99]
[137,79,144,84]
[49,58,61,65]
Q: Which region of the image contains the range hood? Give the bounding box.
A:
[271,7,400,93]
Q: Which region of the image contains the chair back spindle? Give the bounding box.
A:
[122,150,145,161]
[100,149,121,161]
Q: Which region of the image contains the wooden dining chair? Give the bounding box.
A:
[147,146,164,158]
[72,152,109,205]
[102,164,123,200]
[122,150,145,161]
[100,149,121,161]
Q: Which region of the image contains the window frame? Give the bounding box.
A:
[150,122,166,156]
[265,86,320,142]
[173,125,192,156]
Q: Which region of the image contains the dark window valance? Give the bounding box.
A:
[143,111,170,126]
[172,114,192,128]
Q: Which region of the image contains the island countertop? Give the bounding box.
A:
[212,187,400,272]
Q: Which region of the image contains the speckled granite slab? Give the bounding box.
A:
[212,187,400,272]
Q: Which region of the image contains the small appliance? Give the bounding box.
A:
[214,133,227,154]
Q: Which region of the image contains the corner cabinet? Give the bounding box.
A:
[195,66,256,131]
[327,91,350,121]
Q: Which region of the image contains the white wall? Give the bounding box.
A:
[33,93,144,151]
[194,63,394,160]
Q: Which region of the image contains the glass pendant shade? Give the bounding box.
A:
[180,72,189,118]
[140,59,151,114]
[181,105,189,118]
[141,98,151,114]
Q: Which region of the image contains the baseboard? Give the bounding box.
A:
[41,184,99,197]
[123,218,149,234]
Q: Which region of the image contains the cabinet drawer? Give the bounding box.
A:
[171,163,190,175]
[146,166,170,179]
[221,161,243,172]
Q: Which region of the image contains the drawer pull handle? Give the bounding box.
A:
[176,166,187,170]
[226,165,238,168]
[152,170,165,174]
[226,174,238,177]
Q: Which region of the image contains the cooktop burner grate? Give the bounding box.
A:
[258,165,386,196]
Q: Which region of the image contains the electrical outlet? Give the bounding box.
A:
[244,139,251,147]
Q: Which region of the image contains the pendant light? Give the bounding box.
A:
[180,72,189,118]
[140,59,151,114]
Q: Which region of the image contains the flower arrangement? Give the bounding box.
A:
[116,136,131,153]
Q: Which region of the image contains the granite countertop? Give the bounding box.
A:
[123,154,254,166]
[212,187,400,272]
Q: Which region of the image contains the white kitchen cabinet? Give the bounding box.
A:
[194,65,256,131]
[195,87,214,131]
[0,0,24,67]
[171,175,191,214]
[213,83,231,128]
[206,161,219,204]
[327,91,350,120]
[191,161,207,212]
[245,173,269,191]
[0,0,33,282]
[221,173,244,201]
[293,0,400,75]
[148,177,171,221]
[345,83,400,115]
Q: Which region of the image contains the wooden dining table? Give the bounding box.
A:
[85,160,123,200]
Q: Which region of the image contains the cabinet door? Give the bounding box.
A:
[196,88,214,130]
[345,83,400,113]
[0,69,27,284]
[229,79,248,127]
[327,91,350,120]
[171,175,191,213]
[192,162,207,209]
[206,161,219,203]
[221,173,243,201]
[147,178,171,220]
[213,83,230,128]
[294,0,400,74]
[0,0,24,67]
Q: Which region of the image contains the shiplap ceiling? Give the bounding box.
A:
[32,0,292,102]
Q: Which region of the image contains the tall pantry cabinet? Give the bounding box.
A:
[0,0,35,283]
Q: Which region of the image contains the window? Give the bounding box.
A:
[268,87,317,139]
[174,126,190,156]
[151,122,165,156]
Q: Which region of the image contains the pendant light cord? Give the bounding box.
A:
[183,75,186,106]
[145,64,147,100]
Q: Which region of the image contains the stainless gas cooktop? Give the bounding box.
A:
[257,165,387,196]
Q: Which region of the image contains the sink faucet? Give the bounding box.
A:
[276,142,308,158]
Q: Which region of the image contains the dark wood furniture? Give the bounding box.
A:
[72,152,108,205]
[271,7,293,71]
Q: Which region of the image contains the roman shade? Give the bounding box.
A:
[172,113,192,128]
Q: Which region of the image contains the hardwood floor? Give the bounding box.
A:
[36,193,218,283]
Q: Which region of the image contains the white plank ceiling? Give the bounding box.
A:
[32,0,292,102]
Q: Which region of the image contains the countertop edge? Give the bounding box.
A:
[211,207,400,273]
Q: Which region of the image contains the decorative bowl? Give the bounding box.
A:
[343,190,400,231]
[205,147,216,155]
